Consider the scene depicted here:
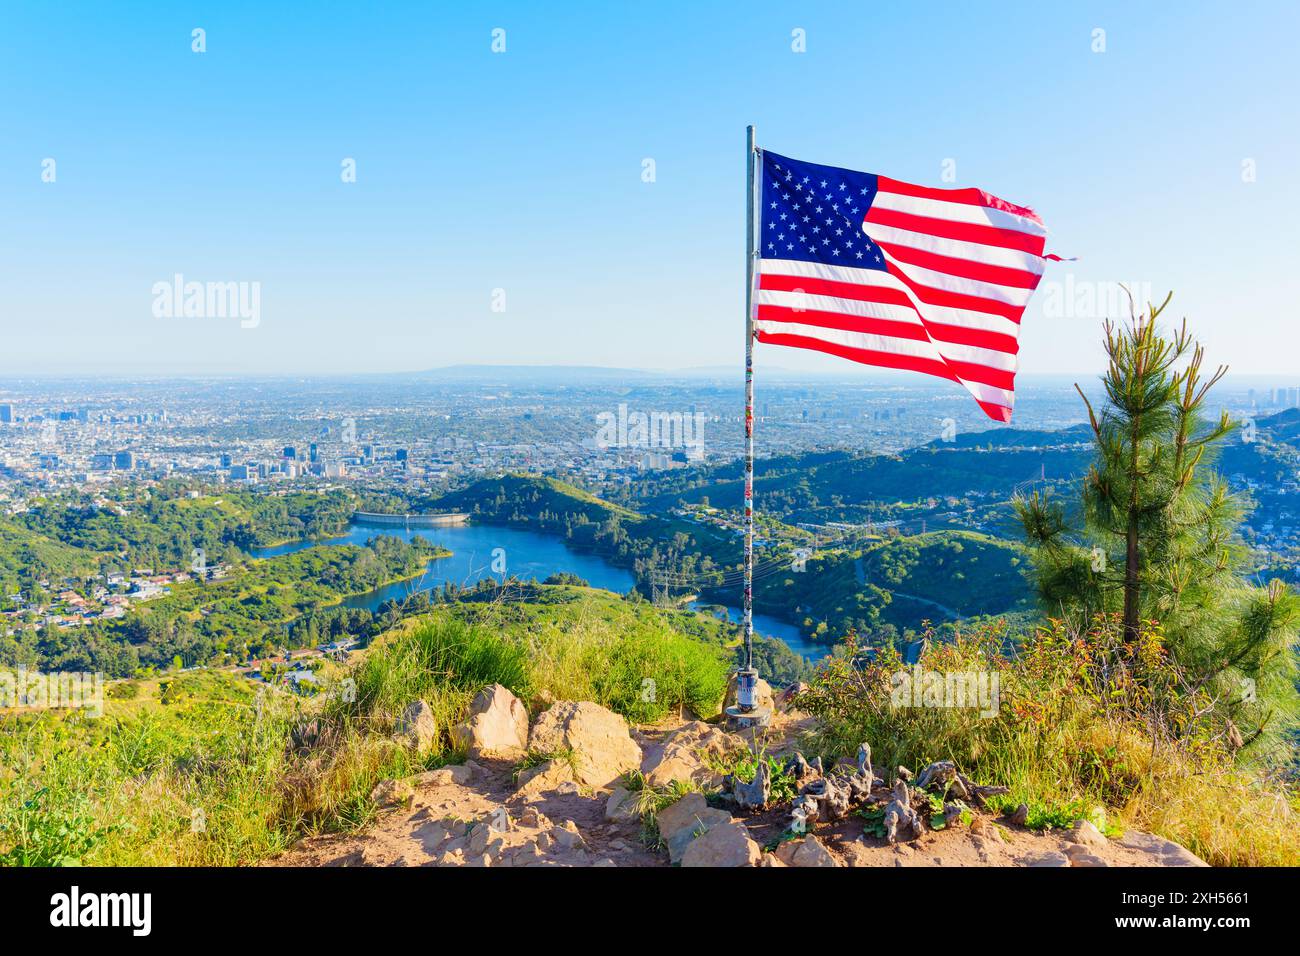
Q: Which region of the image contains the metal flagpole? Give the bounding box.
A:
[728,124,767,727]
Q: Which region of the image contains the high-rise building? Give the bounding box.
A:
[113,451,135,470]
[0,404,12,423]
[282,446,296,460]
[309,443,319,463]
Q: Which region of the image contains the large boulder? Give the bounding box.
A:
[681,820,762,867]
[528,701,642,787]
[655,792,733,864]
[395,699,438,755]
[639,721,747,789]
[451,684,529,757]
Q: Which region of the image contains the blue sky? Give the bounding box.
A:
[2,1,1297,377]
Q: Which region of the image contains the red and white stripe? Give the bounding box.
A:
[755,175,1053,422]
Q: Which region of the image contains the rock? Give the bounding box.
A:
[553,820,586,851]
[514,758,578,799]
[723,673,775,713]
[680,821,761,867]
[882,779,922,843]
[529,701,642,787]
[1067,819,1109,851]
[467,823,493,856]
[1026,851,1072,867]
[1065,844,1110,867]
[605,786,641,823]
[1115,830,1209,867]
[915,760,970,800]
[856,742,873,783]
[395,699,438,755]
[640,721,745,788]
[777,682,808,712]
[664,809,733,864]
[970,816,1004,843]
[370,777,415,807]
[775,835,839,867]
[801,774,854,823]
[1008,803,1029,826]
[732,759,771,811]
[943,802,968,828]
[413,763,475,788]
[451,684,529,757]
[656,792,733,864]
[517,807,546,828]
[783,752,816,783]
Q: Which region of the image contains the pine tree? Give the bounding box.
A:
[1017,294,1299,751]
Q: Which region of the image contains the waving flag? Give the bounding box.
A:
[755,150,1057,421]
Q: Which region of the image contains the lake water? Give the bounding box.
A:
[251,520,828,660]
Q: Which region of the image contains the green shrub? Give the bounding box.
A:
[799,615,1299,866]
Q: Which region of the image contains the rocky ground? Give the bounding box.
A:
[266,683,1208,869]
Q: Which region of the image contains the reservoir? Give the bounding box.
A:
[251,520,827,660]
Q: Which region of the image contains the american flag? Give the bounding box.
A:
[755,150,1057,422]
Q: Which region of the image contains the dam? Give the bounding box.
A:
[351,511,470,527]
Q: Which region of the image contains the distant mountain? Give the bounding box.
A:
[921,422,1092,449]
[408,365,667,384]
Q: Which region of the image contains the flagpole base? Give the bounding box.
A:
[724,703,773,730]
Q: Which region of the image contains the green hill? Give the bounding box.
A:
[739,529,1031,642]
[432,474,641,525]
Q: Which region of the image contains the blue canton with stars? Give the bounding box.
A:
[758,150,885,270]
